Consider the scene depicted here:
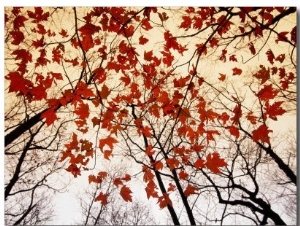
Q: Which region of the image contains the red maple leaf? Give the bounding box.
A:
[248,42,256,55]
[232,67,242,75]
[139,35,149,45]
[178,170,189,180]
[266,49,275,64]
[227,125,240,139]
[184,184,198,197]
[120,185,132,202]
[276,31,289,43]
[166,158,180,170]
[252,124,273,144]
[180,16,192,30]
[27,7,50,23]
[145,180,158,199]
[205,152,227,174]
[257,84,279,101]
[264,101,286,121]
[74,102,89,120]
[100,84,111,99]
[253,65,270,84]
[229,55,237,62]
[218,73,226,81]
[95,192,109,205]
[13,15,27,29]
[99,136,118,151]
[158,193,172,209]
[66,163,81,178]
[10,30,24,45]
[194,158,205,169]
[41,107,59,126]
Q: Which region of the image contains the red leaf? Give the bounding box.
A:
[158,193,172,209]
[167,183,176,192]
[248,42,256,55]
[205,152,227,174]
[228,126,240,139]
[100,84,111,99]
[257,84,279,101]
[180,16,192,30]
[13,15,27,29]
[139,35,149,45]
[75,82,95,98]
[145,180,158,199]
[229,55,237,62]
[253,65,270,84]
[141,18,152,31]
[275,54,285,63]
[252,124,272,144]
[276,31,289,43]
[218,73,226,81]
[59,29,69,38]
[99,136,118,151]
[95,192,109,205]
[27,7,49,23]
[10,30,24,45]
[266,49,275,64]
[66,163,81,178]
[246,112,257,124]
[144,50,153,61]
[103,150,112,160]
[232,67,242,75]
[194,158,205,169]
[178,170,189,180]
[74,102,89,120]
[265,101,286,121]
[209,38,219,48]
[41,107,58,126]
[184,184,198,197]
[166,158,180,170]
[120,74,131,86]
[120,185,132,202]
[114,178,123,187]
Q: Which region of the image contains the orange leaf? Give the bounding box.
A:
[120,185,132,202]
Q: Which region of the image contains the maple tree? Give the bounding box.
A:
[4,7,296,225]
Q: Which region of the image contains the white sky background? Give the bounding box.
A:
[1,1,299,225]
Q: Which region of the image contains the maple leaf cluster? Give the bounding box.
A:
[4,7,296,212]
